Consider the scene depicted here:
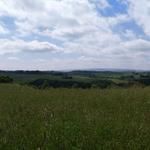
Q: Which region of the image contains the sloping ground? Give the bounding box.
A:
[0,84,150,149]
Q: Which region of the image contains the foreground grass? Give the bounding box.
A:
[0,84,150,149]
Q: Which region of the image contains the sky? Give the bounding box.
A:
[0,0,150,70]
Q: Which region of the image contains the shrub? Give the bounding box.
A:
[0,76,13,83]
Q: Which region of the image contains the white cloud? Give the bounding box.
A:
[0,39,61,55]
[90,0,110,9]
[7,56,19,61]
[0,0,150,69]
[122,30,137,40]
[127,0,150,36]
[0,0,129,55]
[0,24,9,34]
[99,0,110,9]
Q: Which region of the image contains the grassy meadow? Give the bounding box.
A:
[0,84,150,149]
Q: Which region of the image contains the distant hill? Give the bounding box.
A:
[0,68,149,73]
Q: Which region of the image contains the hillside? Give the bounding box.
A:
[1,70,150,89]
[0,84,150,149]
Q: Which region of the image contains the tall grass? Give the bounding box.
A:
[0,84,150,149]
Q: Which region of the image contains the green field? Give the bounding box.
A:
[0,84,150,149]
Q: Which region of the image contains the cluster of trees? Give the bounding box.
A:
[0,76,13,83]
[29,76,150,89]
[134,78,150,86]
[29,79,114,89]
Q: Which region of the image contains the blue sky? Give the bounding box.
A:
[0,0,150,70]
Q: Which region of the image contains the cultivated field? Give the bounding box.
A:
[0,84,150,149]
